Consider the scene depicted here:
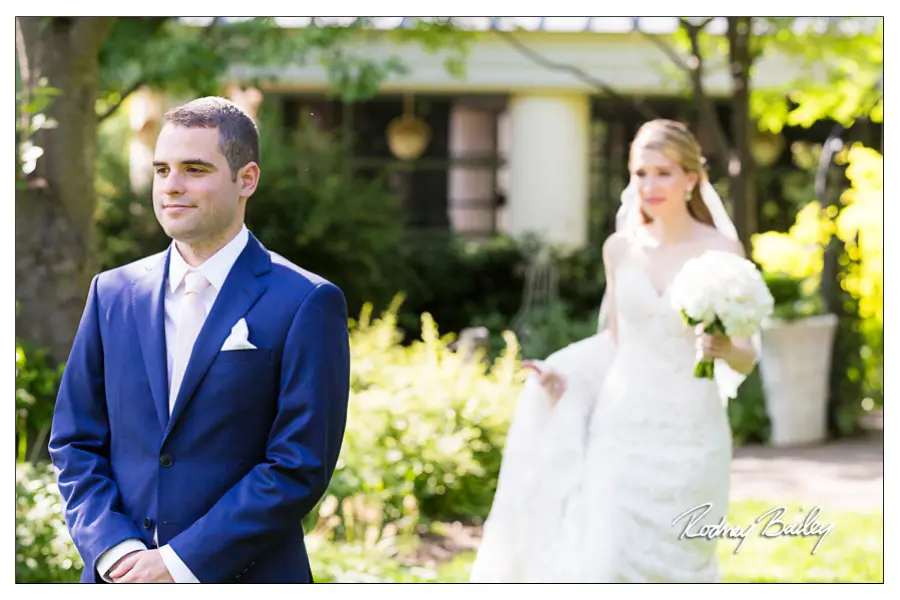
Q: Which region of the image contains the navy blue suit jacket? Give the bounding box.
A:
[48,233,350,583]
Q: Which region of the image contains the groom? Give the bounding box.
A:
[48,96,351,583]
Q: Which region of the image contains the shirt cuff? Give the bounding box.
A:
[159,544,200,583]
[96,539,148,582]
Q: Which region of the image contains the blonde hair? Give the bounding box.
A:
[629,119,714,227]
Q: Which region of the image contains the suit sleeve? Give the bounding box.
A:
[167,282,351,582]
[48,275,146,582]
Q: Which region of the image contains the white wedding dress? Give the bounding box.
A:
[470,251,734,583]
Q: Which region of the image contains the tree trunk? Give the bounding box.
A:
[16,17,114,364]
[727,16,758,254]
[820,162,859,437]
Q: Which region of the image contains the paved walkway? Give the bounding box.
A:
[730,434,883,512]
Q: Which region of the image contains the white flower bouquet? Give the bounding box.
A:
[668,250,775,379]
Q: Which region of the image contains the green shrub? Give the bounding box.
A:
[15,339,63,463]
[551,241,606,318]
[473,301,600,363]
[246,112,407,319]
[16,463,82,583]
[728,369,772,446]
[390,234,529,341]
[763,271,825,321]
[306,297,524,544]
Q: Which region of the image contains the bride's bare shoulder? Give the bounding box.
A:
[602,231,631,267]
[695,224,745,257]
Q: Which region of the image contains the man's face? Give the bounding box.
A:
[152,124,248,246]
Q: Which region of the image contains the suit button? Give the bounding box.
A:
[143,517,153,530]
[159,454,173,468]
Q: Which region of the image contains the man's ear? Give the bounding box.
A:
[237,162,260,200]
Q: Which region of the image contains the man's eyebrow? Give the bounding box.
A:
[152,159,218,169]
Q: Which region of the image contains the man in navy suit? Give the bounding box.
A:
[49,96,351,583]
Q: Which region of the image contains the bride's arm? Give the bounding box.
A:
[719,238,758,374]
[601,233,624,345]
[722,339,757,374]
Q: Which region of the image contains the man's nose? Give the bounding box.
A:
[160,172,185,196]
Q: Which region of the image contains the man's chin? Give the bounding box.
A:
[161,222,197,242]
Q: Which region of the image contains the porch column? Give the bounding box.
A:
[507,93,590,249]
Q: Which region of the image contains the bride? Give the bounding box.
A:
[470,120,760,583]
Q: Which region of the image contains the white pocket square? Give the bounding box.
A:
[221,318,257,351]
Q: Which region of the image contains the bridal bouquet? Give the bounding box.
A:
[668,250,774,379]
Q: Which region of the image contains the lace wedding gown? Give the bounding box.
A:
[470,257,733,583]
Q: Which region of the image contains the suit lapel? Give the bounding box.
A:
[132,251,172,431]
[164,234,271,438]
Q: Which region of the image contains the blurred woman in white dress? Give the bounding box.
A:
[471,120,760,583]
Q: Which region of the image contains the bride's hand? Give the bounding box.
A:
[539,371,567,404]
[695,325,733,360]
[523,360,567,404]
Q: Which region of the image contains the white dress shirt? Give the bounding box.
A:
[96,225,249,583]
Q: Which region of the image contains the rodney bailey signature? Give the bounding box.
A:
[672,503,835,554]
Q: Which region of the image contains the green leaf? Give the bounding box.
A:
[751,17,882,131]
[96,17,472,119]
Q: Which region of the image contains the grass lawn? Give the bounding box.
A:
[308,499,883,583]
[717,500,882,583]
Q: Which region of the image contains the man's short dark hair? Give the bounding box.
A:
[163,96,260,179]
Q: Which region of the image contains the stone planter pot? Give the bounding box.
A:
[758,313,839,447]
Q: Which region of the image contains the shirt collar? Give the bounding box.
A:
[167,225,250,294]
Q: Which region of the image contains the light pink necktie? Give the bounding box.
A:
[169,270,210,415]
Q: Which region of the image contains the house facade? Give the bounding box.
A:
[130,18,810,249]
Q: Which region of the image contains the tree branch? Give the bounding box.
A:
[814,73,884,200]
[495,29,658,121]
[639,29,691,75]
[680,18,732,168]
[96,17,222,123]
[97,78,145,123]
